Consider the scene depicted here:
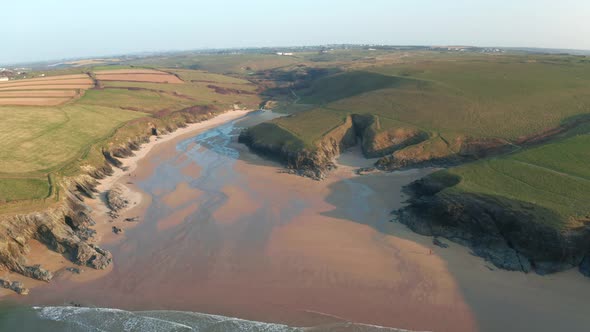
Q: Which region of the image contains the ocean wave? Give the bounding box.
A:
[33,306,424,332]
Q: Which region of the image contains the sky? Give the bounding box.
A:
[2,0,590,64]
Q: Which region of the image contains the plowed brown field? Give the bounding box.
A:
[0,79,93,88]
[0,84,93,91]
[0,97,71,106]
[0,90,78,97]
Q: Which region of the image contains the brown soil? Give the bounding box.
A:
[0,79,93,88]
[0,97,72,106]
[0,74,89,85]
[0,84,93,91]
[0,90,78,97]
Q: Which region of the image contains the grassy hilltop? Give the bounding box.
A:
[243,51,590,233]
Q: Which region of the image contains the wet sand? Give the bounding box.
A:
[6,111,590,332]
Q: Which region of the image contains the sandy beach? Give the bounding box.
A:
[4,110,590,332]
[0,109,254,295]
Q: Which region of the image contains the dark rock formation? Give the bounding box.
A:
[398,173,590,276]
[240,115,357,180]
[106,184,128,213]
[580,255,590,277]
[23,265,53,281]
[0,279,29,295]
[433,237,449,249]
[66,267,82,274]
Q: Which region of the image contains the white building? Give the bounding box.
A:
[0,77,9,82]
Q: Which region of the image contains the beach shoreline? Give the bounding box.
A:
[5,109,590,332]
[0,109,255,297]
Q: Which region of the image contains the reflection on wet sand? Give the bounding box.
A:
[15,111,590,332]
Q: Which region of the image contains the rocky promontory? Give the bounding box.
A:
[239,115,357,180]
[396,172,590,276]
[0,176,113,287]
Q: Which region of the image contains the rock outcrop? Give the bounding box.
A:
[376,135,512,171]
[0,279,29,295]
[240,115,357,180]
[351,114,429,158]
[241,113,514,179]
[106,184,129,215]
[397,173,590,276]
[0,105,225,291]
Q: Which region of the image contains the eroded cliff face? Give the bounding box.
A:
[0,106,223,292]
[241,114,515,178]
[397,175,590,276]
[0,172,113,285]
[375,136,512,171]
[240,115,357,180]
[351,114,429,159]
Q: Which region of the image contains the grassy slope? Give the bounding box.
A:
[0,105,144,204]
[0,64,264,210]
[251,52,590,229]
[441,124,590,229]
[132,54,299,75]
[276,56,590,142]
[0,105,142,175]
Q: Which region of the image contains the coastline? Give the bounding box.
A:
[88,108,257,245]
[6,109,590,332]
[0,109,254,297]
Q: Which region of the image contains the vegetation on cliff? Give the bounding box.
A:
[0,62,262,284]
[240,51,590,276]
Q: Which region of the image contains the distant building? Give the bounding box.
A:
[276,52,294,56]
[0,77,9,82]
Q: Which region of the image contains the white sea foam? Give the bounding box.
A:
[34,306,425,332]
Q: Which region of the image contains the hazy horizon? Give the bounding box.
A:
[3,0,590,65]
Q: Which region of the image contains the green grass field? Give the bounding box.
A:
[245,52,590,229]
[0,65,261,211]
[272,55,590,142]
[131,54,300,75]
[440,124,590,229]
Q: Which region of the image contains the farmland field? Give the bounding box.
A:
[0,90,78,97]
[0,74,94,106]
[0,97,72,106]
[0,84,93,91]
[0,78,93,87]
[0,65,261,211]
[95,73,184,84]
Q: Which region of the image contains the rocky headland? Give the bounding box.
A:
[240,113,590,277]
[396,172,590,276]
